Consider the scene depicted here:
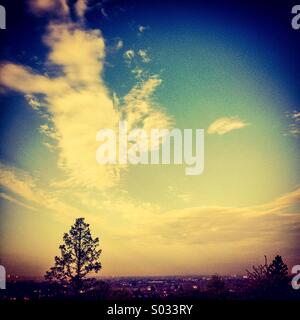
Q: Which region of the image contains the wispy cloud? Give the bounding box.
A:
[29,0,88,20]
[208,116,249,135]
[115,39,123,50]
[122,75,173,136]
[124,49,135,62]
[117,187,300,251]
[0,192,37,212]
[0,26,118,190]
[138,25,149,35]
[25,94,42,110]
[0,163,84,222]
[75,0,88,19]
[124,49,151,65]
[138,49,151,63]
[285,110,300,138]
[0,20,172,190]
[29,0,70,17]
[101,8,109,19]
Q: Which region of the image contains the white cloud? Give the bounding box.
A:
[131,67,143,79]
[138,25,148,34]
[208,116,249,135]
[124,49,135,62]
[286,110,300,138]
[101,8,108,19]
[138,49,151,63]
[116,39,123,50]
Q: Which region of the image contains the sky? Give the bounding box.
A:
[0,0,299,278]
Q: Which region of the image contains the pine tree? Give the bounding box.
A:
[267,255,290,294]
[45,218,102,291]
[246,255,290,298]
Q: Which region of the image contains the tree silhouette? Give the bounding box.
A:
[267,255,290,295]
[246,255,290,298]
[45,218,102,291]
[246,255,270,294]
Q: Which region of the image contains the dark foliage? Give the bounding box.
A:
[45,218,102,292]
[246,255,291,299]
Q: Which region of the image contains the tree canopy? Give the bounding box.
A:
[45,218,102,291]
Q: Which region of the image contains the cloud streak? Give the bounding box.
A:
[208,116,249,135]
[116,187,300,254]
[286,110,300,138]
[0,163,82,222]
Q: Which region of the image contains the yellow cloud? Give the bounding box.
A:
[113,187,300,248]
[29,0,69,17]
[75,0,88,18]
[0,192,37,212]
[29,0,88,19]
[25,94,42,110]
[122,75,173,132]
[0,63,69,94]
[0,163,82,222]
[208,116,249,135]
[1,159,299,275]
[261,186,300,214]
[44,24,105,86]
[0,23,173,190]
